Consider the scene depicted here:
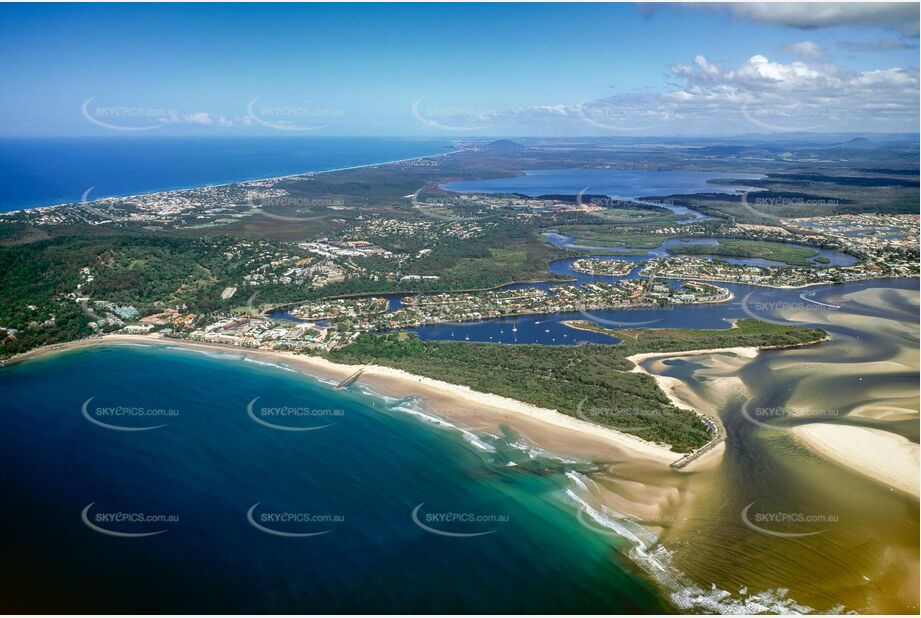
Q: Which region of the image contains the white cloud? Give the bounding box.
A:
[470,53,918,134]
[661,53,918,131]
[183,112,215,125]
[159,112,237,127]
[786,40,824,57]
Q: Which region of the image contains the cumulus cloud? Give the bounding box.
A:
[786,40,824,57]
[461,53,918,134]
[661,53,918,130]
[160,112,237,127]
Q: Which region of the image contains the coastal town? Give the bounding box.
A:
[5,201,913,356]
[3,3,921,615]
[571,258,635,276]
[643,213,919,288]
[95,276,731,352]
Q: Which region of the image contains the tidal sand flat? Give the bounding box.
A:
[629,346,757,417]
[638,282,919,613]
[774,286,920,497]
[629,347,758,471]
[792,424,920,497]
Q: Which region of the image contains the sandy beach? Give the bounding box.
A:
[625,346,760,471]
[2,332,699,540]
[793,424,920,498]
[771,287,921,499]
[8,333,678,466]
[626,346,758,415]
[4,335,763,471]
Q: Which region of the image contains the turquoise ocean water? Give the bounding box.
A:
[0,344,670,613]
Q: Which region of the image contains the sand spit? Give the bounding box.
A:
[793,424,920,498]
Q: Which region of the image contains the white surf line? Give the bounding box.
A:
[798,291,841,310]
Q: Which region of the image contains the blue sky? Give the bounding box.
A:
[0,2,918,136]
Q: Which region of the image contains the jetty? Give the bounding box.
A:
[670,417,724,470]
[336,368,364,390]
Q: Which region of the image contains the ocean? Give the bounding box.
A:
[2,140,917,613]
[0,137,455,212]
[0,344,669,613]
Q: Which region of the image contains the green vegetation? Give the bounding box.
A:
[565,318,827,354]
[0,235,296,355]
[583,208,676,225]
[0,223,576,357]
[0,237,96,354]
[0,137,909,368]
[328,319,827,452]
[557,225,674,249]
[666,238,819,266]
[258,225,573,304]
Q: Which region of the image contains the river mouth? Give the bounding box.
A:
[405,225,918,613]
[642,283,919,614]
[261,207,917,612]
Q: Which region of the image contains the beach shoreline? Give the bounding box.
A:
[2,147,463,215]
[4,333,679,466]
[626,347,759,471]
[792,423,920,498]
